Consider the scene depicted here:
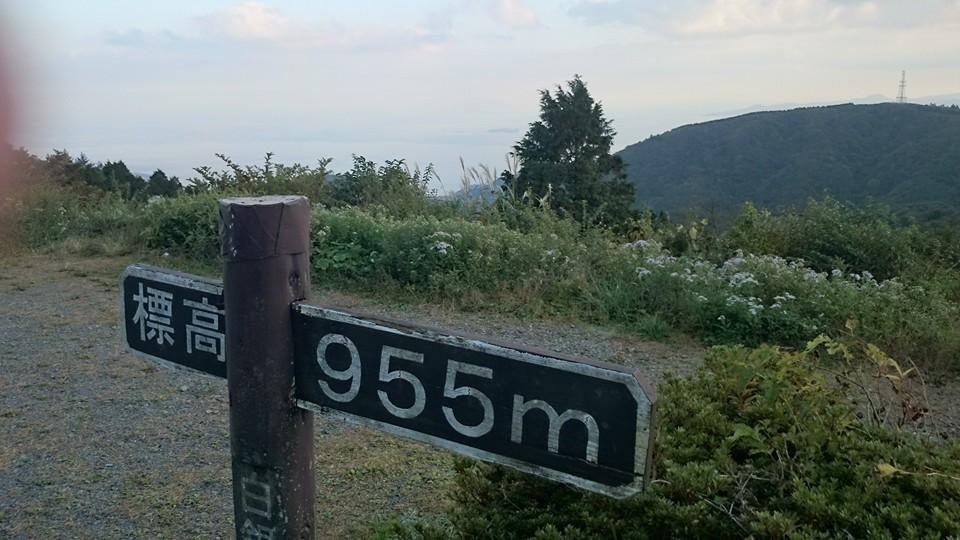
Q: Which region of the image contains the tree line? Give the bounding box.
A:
[10,147,181,200]
[12,75,637,230]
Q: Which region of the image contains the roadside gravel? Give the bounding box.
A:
[0,254,705,539]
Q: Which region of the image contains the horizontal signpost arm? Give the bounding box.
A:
[290,302,655,499]
[119,263,226,380]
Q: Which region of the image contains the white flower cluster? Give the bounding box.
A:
[623,241,944,331]
[770,292,797,310]
[721,250,746,270]
[428,230,462,241]
[622,239,662,253]
[645,254,677,267]
[427,231,462,256]
[728,271,759,288]
[726,294,764,316]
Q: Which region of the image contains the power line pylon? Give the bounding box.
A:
[897,71,907,103]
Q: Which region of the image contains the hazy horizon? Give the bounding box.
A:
[3,0,959,189]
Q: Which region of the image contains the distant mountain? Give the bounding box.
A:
[446,179,504,203]
[617,103,960,223]
[710,94,960,118]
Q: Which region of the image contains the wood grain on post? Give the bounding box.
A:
[219,195,315,540]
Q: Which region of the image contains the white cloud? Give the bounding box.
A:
[489,0,538,27]
[203,2,292,41]
[676,0,879,36]
[570,0,960,35]
[198,2,452,51]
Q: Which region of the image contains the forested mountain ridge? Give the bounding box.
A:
[618,103,960,222]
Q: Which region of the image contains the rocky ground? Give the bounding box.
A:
[0,253,707,539]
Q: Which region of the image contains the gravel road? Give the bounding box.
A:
[0,254,706,539]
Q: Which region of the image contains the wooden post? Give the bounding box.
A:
[219,195,315,540]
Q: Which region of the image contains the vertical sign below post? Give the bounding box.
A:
[220,195,315,540]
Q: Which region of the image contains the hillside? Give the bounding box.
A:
[618,103,960,222]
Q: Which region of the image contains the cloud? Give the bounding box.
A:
[102,29,147,47]
[202,2,291,41]
[486,0,538,27]
[568,0,681,26]
[568,0,647,25]
[676,0,880,36]
[569,0,960,35]
[197,2,452,51]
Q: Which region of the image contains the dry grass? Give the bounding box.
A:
[313,425,455,538]
[0,253,456,539]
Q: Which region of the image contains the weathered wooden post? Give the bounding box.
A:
[219,195,315,539]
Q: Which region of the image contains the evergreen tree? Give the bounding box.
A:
[146,169,180,198]
[101,160,145,199]
[505,75,635,226]
[43,150,107,193]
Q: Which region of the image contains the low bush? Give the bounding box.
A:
[189,153,331,204]
[603,242,960,367]
[369,511,455,540]
[311,209,960,368]
[311,207,597,311]
[14,185,142,251]
[141,193,222,261]
[391,344,960,539]
[723,199,960,289]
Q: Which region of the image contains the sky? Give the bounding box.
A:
[3,0,959,190]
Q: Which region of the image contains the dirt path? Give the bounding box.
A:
[0,254,706,539]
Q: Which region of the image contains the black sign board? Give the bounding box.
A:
[291,303,655,498]
[120,264,226,379]
[120,263,656,498]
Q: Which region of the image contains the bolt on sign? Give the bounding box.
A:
[120,195,656,538]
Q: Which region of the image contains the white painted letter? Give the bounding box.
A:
[377,346,426,419]
[511,395,599,464]
[316,333,361,403]
[442,360,494,438]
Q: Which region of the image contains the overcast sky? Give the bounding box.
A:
[3,0,959,189]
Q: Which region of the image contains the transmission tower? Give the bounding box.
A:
[896,70,907,103]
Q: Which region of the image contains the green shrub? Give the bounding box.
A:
[329,156,436,218]
[723,199,960,287]
[311,208,598,311]
[594,243,960,368]
[14,185,142,250]
[189,152,332,204]
[369,511,456,540]
[141,193,221,261]
[439,344,960,539]
[310,208,960,368]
